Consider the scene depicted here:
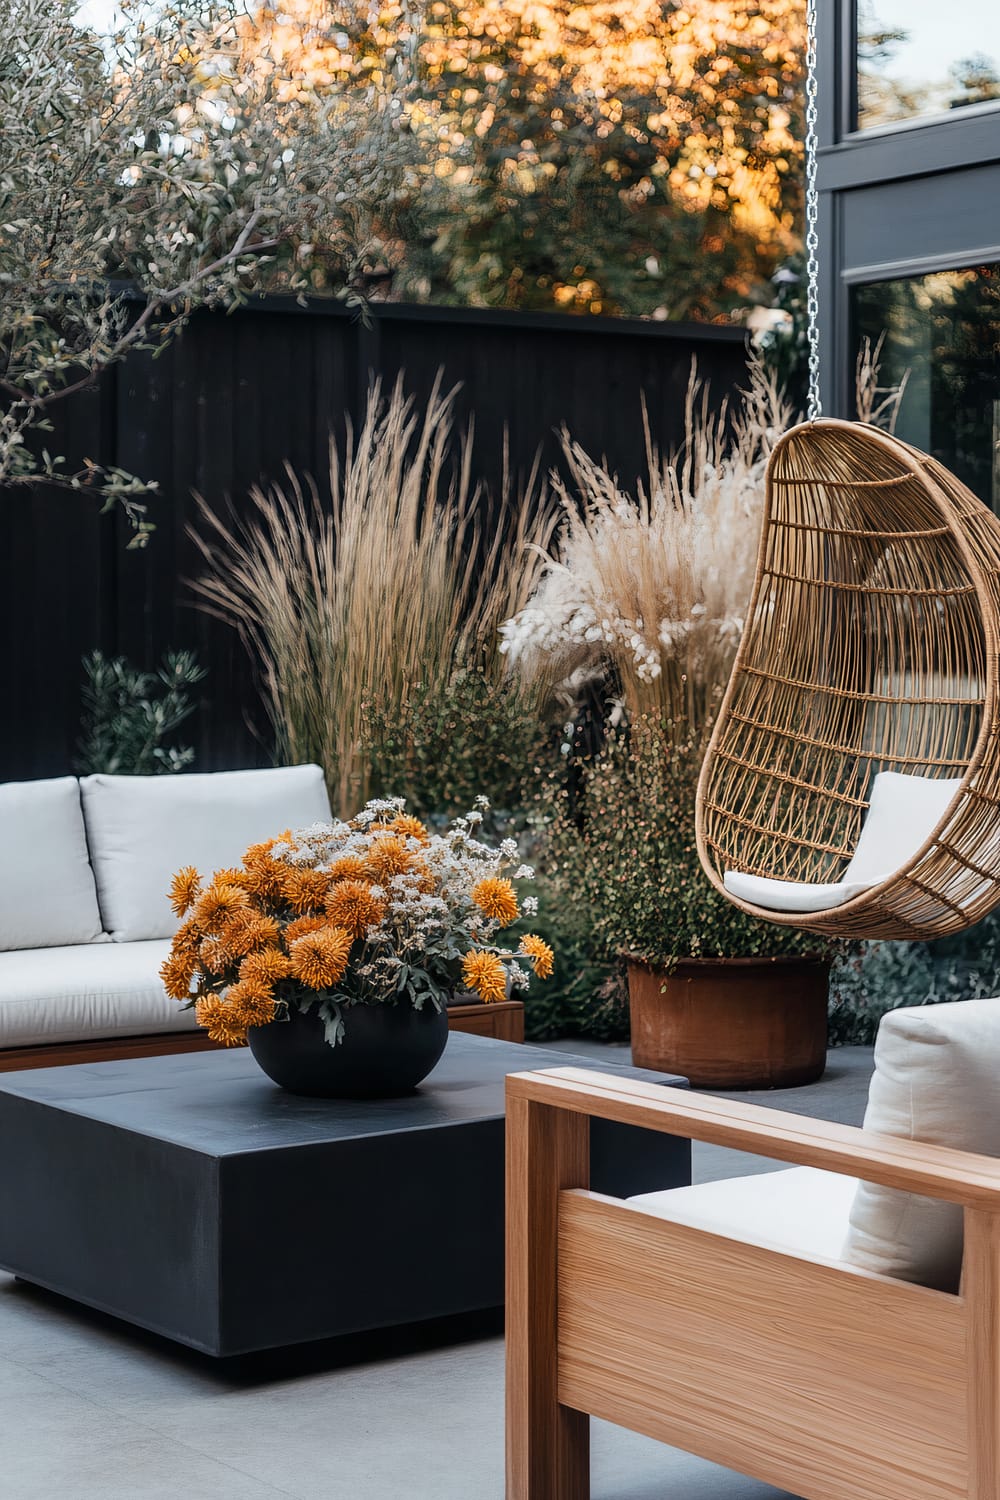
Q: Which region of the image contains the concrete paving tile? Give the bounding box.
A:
[0,1388,296,1500]
[118,1337,505,1500]
[0,1354,68,1399]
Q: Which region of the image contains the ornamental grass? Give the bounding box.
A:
[161,797,553,1048]
[500,358,793,744]
[191,377,558,819]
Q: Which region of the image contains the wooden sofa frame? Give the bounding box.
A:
[0,999,525,1073]
[506,1065,1000,1500]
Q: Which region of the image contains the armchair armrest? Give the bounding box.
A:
[507,1067,1000,1209]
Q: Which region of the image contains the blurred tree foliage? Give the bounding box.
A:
[0,0,421,526]
[231,0,806,321]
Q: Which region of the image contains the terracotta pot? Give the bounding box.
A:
[626,957,829,1089]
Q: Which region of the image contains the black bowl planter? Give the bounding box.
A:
[247,1001,450,1099]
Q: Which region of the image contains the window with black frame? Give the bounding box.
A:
[853,266,1000,509]
[856,0,1000,131]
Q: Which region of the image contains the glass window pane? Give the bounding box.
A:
[852,266,1000,508]
[857,0,1000,130]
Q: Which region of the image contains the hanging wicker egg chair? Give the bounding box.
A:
[696,417,1000,941]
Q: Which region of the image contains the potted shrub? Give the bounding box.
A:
[501,365,836,1083]
[160,797,553,1098]
[545,721,837,1088]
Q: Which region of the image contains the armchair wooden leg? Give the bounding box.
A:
[506,1093,591,1500]
[965,1208,1000,1500]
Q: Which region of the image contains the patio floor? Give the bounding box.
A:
[0,1043,874,1500]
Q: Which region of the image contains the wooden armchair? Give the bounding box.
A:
[506,1055,1000,1500]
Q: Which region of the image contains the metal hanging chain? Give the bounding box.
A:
[804,0,822,420]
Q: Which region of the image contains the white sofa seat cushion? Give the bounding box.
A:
[80,764,332,942]
[0,777,105,950]
[843,997,1000,1292]
[0,940,193,1048]
[724,771,963,915]
[629,1165,858,1264]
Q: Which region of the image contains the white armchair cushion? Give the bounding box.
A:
[630,1166,858,1263]
[0,777,105,950]
[0,940,191,1047]
[80,765,332,942]
[843,997,1000,1292]
[724,771,963,915]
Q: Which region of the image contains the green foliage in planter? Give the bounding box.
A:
[77,650,206,775]
[829,911,1000,1046]
[516,879,629,1043]
[361,660,556,822]
[541,718,837,971]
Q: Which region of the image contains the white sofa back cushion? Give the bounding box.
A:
[0,777,106,950]
[80,765,332,942]
[842,997,1000,1291]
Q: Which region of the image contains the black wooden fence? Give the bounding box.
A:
[2,299,749,781]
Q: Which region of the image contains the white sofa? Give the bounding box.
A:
[0,765,332,1056]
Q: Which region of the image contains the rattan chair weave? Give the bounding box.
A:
[696,418,1000,940]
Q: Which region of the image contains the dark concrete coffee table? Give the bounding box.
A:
[0,1033,688,1355]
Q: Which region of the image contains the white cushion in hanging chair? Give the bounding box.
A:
[721,870,872,914]
[723,771,964,915]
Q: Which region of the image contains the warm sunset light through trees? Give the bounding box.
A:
[229,0,806,319]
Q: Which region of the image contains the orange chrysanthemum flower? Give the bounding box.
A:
[471,877,519,927]
[160,952,196,1001]
[169,866,201,918]
[227,972,271,1003]
[199,936,229,976]
[194,996,247,1047]
[235,993,277,1027]
[243,837,277,864]
[518,934,554,980]
[389,814,429,844]
[220,909,281,960]
[289,926,352,989]
[240,846,286,901]
[225,978,278,1028]
[193,881,249,929]
[284,913,329,944]
[461,950,508,1004]
[239,949,292,988]
[232,996,275,1032]
[172,916,202,959]
[327,855,371,884]
[366,835,412,883]
[281,867,332,914]
[325,880,386,938]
